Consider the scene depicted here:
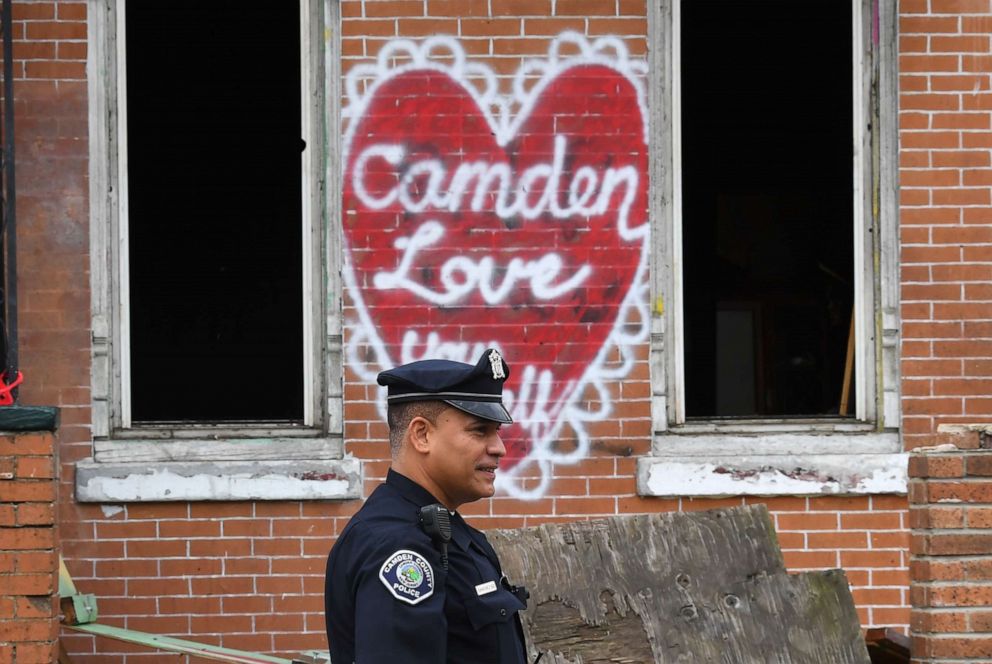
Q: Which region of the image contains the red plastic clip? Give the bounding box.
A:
[0,371,23,406]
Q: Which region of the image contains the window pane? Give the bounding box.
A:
[126,1,304,421]
[681,0,854,418]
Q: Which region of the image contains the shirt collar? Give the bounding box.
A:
[386,468,442,508]
[385,470,475,552]
[448,510,473,552]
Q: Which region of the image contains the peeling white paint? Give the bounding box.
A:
[100,504,125,518]
[637,454,908,497]
[75,459,362,502]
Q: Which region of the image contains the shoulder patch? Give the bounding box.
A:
[379,549,435,605]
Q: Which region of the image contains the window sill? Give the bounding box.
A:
[638,430,906,497]
[75,453,362,502]
[92,434,342,463]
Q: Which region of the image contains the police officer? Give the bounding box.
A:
[325,349,529,664]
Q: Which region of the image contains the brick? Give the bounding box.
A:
[125,539,187,558]
[967,455,992,476]
[0,527,54,550]
[910,455,966,479]
[522,17,587,35]
[936,113,992,131]
[14,551,56,574]
[964,558,992,580]
[966,360,992,376]
[902,283,961,301]
[806,531,869,549]
[932,187,991,206]
[427,0,490,16]
[840,550,902,568]
[0,619,56,642]
[912,609,969,633]
[396,18,459,35]
[927,480,992,503]
[932,35,990,53]
[14,597,53,619]
[0,481,55,503]
[903,360,961,378]
[24,21,87,40]
[4,573,53,595]
[461,18,521,36]
[776,512,838,531]
[911,559,961,582]
[969,610,992,631]
[15,504,54,527]
[936,302,992,320]
[58,2,87,20]
[364,0,424,16]
[910,505,964,529]
[931,0,990,12]
[926,636,992,658]
[491,0,552,14]
[0,435,52,457]
[903,398,963,416]
[918,533,992,555]
[781,550,838,569]
[14,457,53,480]
[933,150,992,168]
[900,207,960,226]
[901,16,961,33]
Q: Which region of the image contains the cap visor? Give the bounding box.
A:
[444,399,513,424]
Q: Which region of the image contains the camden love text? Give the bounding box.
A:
[352,134,640,306]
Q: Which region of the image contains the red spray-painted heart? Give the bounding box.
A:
[343,57,648,473]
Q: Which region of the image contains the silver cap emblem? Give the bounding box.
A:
[489,350,506,380]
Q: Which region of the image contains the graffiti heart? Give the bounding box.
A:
[343,33,650,499]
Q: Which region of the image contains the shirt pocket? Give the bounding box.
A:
[463,588,526,632]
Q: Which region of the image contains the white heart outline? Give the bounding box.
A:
[341,32,651,500]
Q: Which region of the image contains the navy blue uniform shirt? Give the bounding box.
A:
[325,469,528,664]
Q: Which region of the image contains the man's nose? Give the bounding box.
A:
[489,432,506,458]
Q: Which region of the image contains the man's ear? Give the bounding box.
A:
[407,416,433,454]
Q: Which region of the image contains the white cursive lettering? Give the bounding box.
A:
[352,135,643,240]
[373,220,591,305]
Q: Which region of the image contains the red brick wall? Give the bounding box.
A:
[899,0,992,451]
[909,437,992,663]
[17,0,992,659]
[0,432,58,664]
[2,0,90,659]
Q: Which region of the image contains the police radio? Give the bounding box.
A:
[418,504,451,570]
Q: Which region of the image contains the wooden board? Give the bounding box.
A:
[490,505,870,664]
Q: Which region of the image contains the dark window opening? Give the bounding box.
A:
[681,0,855,418]
[126,1,304,422]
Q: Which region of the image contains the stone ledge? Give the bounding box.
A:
[0,406,58,432]
[637,454,908,497]
[75,457,362,502]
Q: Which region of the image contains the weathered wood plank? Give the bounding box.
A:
[490,505,869,664]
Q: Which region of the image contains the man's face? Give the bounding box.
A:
[423,406,506,509]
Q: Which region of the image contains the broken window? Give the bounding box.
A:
[123,1,303,422]
[679,0,856,419]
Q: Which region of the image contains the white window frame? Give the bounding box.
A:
[80,0,359,501]
[639,0,905,497]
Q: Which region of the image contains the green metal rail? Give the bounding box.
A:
[59,557,329,664]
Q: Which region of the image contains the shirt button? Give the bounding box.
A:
[499,609,507,616]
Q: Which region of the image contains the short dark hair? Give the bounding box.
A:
[386,400,449,455]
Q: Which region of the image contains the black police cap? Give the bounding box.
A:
[377,349,512,424]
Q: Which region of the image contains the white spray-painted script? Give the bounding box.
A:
[352,135,642,241]
[373,221,592,305]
